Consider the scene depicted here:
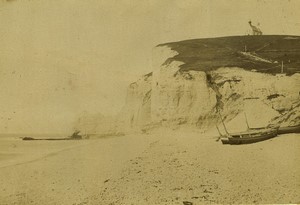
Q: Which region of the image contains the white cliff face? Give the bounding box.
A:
[117,73,152,131]
[120,45,300,133]
[153,46,221,127]
[151,62,217,126]
[121,45,219,129]
[76,45,300,135]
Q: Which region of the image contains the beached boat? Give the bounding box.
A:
[223,128,278,145]
[217,112,278,145]
[278,124,300,134]
[220,137,230,144]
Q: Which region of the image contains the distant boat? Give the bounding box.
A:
[22,137,36,141]
[22,131,83,141]
[69,130,83,140]
[278,124,300,135]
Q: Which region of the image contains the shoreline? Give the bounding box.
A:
[0,130,299,204]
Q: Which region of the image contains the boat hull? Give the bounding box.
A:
[221,128,278,145]
[220,137,230,144]
[278,125,300,135]
[227,130,277,144]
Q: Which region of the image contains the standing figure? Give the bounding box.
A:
[248,21,263,35]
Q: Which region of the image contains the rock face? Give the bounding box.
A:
[76,36,300,134]
[119,42,300,133]
[117,72,153,131]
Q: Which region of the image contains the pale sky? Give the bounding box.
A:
[0,0,299,134]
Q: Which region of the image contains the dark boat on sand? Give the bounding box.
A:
[217,112,279,145]
[220,127,278,145]
[278,124,300,135]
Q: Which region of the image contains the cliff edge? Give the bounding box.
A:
[118,35,300,133]
[76,35,300,134]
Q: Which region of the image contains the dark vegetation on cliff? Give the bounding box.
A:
[160,35,300,75]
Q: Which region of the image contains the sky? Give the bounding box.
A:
[0,0,300,134]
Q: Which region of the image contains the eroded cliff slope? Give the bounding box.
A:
[119,36,300,133]
[76,36,300,134]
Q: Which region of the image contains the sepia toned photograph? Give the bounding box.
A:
[0,0,299,204]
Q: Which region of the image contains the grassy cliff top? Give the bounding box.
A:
[159,35,300,75]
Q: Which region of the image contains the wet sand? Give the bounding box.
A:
[0,130,299,204]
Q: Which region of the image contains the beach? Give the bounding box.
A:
[0,130,299,204]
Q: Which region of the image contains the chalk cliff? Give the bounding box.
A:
[119,36,300,133]
[76,35,300,134]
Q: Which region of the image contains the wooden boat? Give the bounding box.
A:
[278,124,300,135]
[224,128,278,145]
[247,124,279,131]
[220,136,230,144]
[217,112,278,145]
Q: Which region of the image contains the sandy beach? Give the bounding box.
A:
[0,130,299,205]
